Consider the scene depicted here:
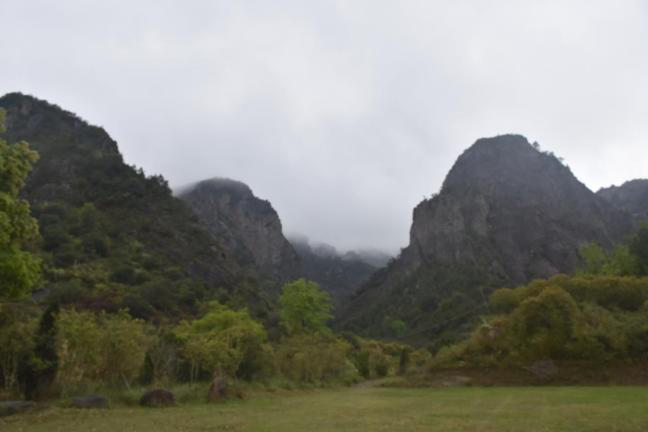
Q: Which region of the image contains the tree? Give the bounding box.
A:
[0,109,41,298]
[278,279,333,335]
[579,243,607,275]
[0,305,38,395]
[98,310,152,387]
[174,301,267,380]
[55,308,103,393]
[629,224,648,276]
[21,303,60,399]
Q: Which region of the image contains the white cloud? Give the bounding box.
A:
[1,0,647,252]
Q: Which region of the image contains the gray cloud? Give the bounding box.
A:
[1,0,647,252]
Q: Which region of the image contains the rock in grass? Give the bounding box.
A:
[207,377,228,402]
[71,395,109,409]
[140,389,176,407]
[0,401,36,417]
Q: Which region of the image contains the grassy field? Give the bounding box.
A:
[2,386,648,431]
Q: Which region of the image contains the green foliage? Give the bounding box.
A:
[279,279,333,335]
[578,231,645,278]
[174,301,268,380]
[99,310,153,386]
[579,243,608,275]
[0,304,38,395]
[354,350,371,378]
[629,224,648,276]
[489,288,519,314]
[0,110,41,298]
[510,287,580,359]
[24,303,60,399]
[387,318,407,338]
[55,308,152,393]
[275,333,354,383]
[432,274,648,368]
[0,95,258,320]
[398,348,411,375]
[55,309,103,392]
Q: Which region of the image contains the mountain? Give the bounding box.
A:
[0,93,269,321]
[340,135,634,344]
[178,179,383,304]
[178,178,300,284]
[598,179,648,225]
[288,237,380,308]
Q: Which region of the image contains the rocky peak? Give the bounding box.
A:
[442,135,568,194]
[179,178,300,283]
[410,134,631,283]
[341,134,635,341]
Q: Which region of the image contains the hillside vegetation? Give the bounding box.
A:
[431,225,648,368]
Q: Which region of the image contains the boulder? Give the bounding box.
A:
[70,395,109,409]
[207,377,228,402]
[140,388,176,407]
[0,401,36,417]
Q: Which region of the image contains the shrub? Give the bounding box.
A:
[279,279,333,335]
[275,334,352,382]
[55,308,152,393]
[174,301,267,380]
[0,305,38,395]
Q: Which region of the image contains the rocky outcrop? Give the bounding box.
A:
[341,135,635,342]
[598,179,648,225]
[179,178,300,283]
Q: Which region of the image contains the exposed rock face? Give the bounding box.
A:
[598,179,648,224]
[289,237,380,308]
[341,135,634,342]
[179,178,300,283]
[414,135,631,283]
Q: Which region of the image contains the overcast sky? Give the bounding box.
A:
[1,1,647,253]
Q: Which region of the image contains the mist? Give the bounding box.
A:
[1,0,647,253]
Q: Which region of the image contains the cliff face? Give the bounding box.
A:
[341,135,634,342]
[179,178,301,283]
[598,179,648,225]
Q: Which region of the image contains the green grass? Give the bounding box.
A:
[3,386,648,431]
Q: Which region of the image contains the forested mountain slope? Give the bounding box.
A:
[0,93,269,321]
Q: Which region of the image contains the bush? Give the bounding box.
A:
[174,301,267,380]
[275,334,353,382]
[55,308,152,393]
[0,305,38,395]
[431,274,648,368]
